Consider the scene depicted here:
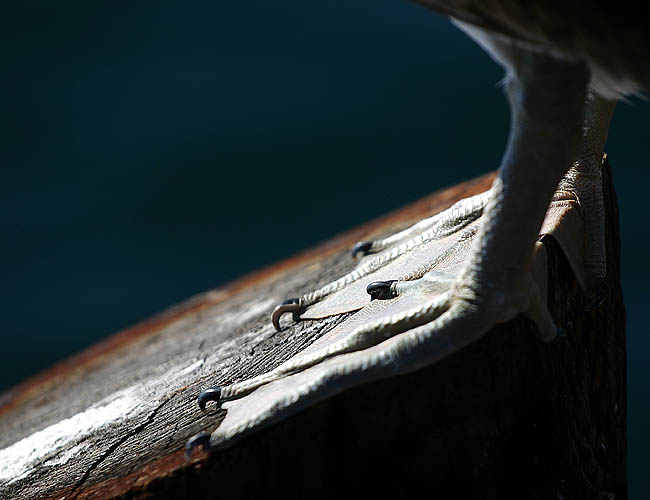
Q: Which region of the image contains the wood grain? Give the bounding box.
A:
[0,166,625,500]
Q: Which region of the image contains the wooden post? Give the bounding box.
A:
[0,162,625,500]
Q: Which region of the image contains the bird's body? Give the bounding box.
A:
[186,0,642,455]
[417,0,650,98]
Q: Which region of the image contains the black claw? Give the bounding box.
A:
[366,280,397,300]
[585,277,607,311]
[198,386,222,412]
[352,241,373,258]
[271,298,302,331]
[185,431,212,461]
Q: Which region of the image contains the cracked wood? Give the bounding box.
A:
[0,167,625,500]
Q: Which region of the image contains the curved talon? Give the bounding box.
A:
[366,280,397,301]
[352,241,373,258]
[185,431,212,461]
[271,298,302,331]
[585,277,606,311]
[198,386,222,412]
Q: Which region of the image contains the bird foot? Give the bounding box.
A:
[272,190,491,329]
[185,176,605,458]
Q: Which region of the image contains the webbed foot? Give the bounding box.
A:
[185,174,606,456]
[270,190,491,330]
[186,69,614,458]
[185,186,576,456]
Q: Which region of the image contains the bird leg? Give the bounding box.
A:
[542,92,615,309]
[186,44,616,456]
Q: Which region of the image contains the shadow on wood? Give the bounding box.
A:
[0,162,625,500]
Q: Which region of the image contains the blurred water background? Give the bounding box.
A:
[2,1,648,496]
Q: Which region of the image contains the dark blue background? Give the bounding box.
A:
[2,1,648,496]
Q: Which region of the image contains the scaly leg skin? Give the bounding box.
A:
[185,32,616,458]
[543,92,615,310]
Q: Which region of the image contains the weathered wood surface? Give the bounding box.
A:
[0,164,625,500]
